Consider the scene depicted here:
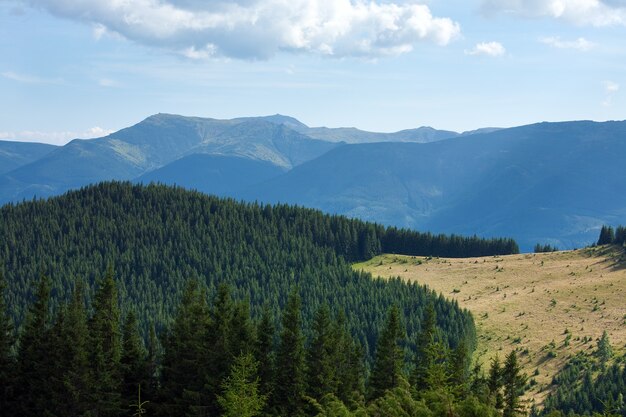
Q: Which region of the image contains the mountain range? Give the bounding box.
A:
[2,113,625,251]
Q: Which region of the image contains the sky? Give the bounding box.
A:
[1,0,626,145]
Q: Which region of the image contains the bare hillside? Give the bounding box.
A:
[355,246,626,406]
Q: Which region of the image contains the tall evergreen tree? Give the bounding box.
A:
[502,350,526,417]
[488,355,504,410]
[368,305,405,400]
[49,279,91,417]
[598,225,615,245]
[0,270,15,413]
[159,279,211,416]
[89,266,123,417]
[333,312,365,405]
[306,305,338,401]
[16,273,53,415]
[217,352,267,417]
[596,330,613,366]
[411,303,437,392]
[121,310,149,410]
[273,289,307,416]
[254,304,275,400]
[204,283,236,414]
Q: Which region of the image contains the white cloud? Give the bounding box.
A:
[0,127,114,145]
[1,71,62,84]
[465,41,506,57]
[15,0,461,59]
[98,78,121,88]
[603,80,619,106]
[539,36,594,51]
[482,0,626,26]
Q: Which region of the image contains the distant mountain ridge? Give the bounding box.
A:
[1,114,625,251]
[0,140,57,175]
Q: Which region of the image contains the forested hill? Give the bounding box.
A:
[0,182,518,356]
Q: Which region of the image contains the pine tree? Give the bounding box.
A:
[411,303,437,393]
[273,289,307,416]
[229,300,256,359]
[16,273,53,415]
[89,266,123,417]
[49,279,91,416]
[0,270,15,412]
[502,350,526,417]
[488,355,504,410]
[306,305,338,400]
[206,284,235,397]
[255,304,275,399]
[333,312,365,405]
[159,279,211,416]
[217,352,267,417]
[121,310,149,410]
[596,330,613,366]
[615,225,626,245]
[449,338,470,394]
[368,305,405,400]
[598,225,615,245]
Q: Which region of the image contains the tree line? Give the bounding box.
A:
[0,270,528,417]
[597,225,626,246]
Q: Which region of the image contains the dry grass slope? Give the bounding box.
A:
[354,246,626,406]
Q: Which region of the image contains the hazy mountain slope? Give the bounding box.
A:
[297,125,459,143]
[137,154,285,197]
[190,120,338,169]
[0,114,337,203]
[248,120,626,250]
[0,140,57,175]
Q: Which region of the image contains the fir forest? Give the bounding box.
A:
[0,182,624,416]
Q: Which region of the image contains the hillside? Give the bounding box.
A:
[355,246,626,405]
[250,120,626,251]
[137,154,286,197]
[0,140,57,175]
[0,114,338,204]
[0,114,460,205]
[0,181,484,357]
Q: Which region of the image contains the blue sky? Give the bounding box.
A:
[1,0,626,144]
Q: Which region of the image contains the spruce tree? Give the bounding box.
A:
[488,355,504,410]
[334,312,365,405]
[598,225,615,245]
[306,304,338,401]
[217,352,267,417]
[411,303,437,393]
[449,338,470,394]
[273,289,307,416]
[255,304,275,399]
[368,305,404,400]
[121,310,149,410]
[0,270,15,413]
[596,330,613,366]
[159,279,211,416]
[89,266,123,417]
[16,274,53,415]
[49,279,91,417]
[502,350,526,417]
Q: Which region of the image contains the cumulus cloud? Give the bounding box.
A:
[15,0,461,59]
[481,0,626,26]
[465,41,506,56]
[539,36,594,51]
[0,127,114,145]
